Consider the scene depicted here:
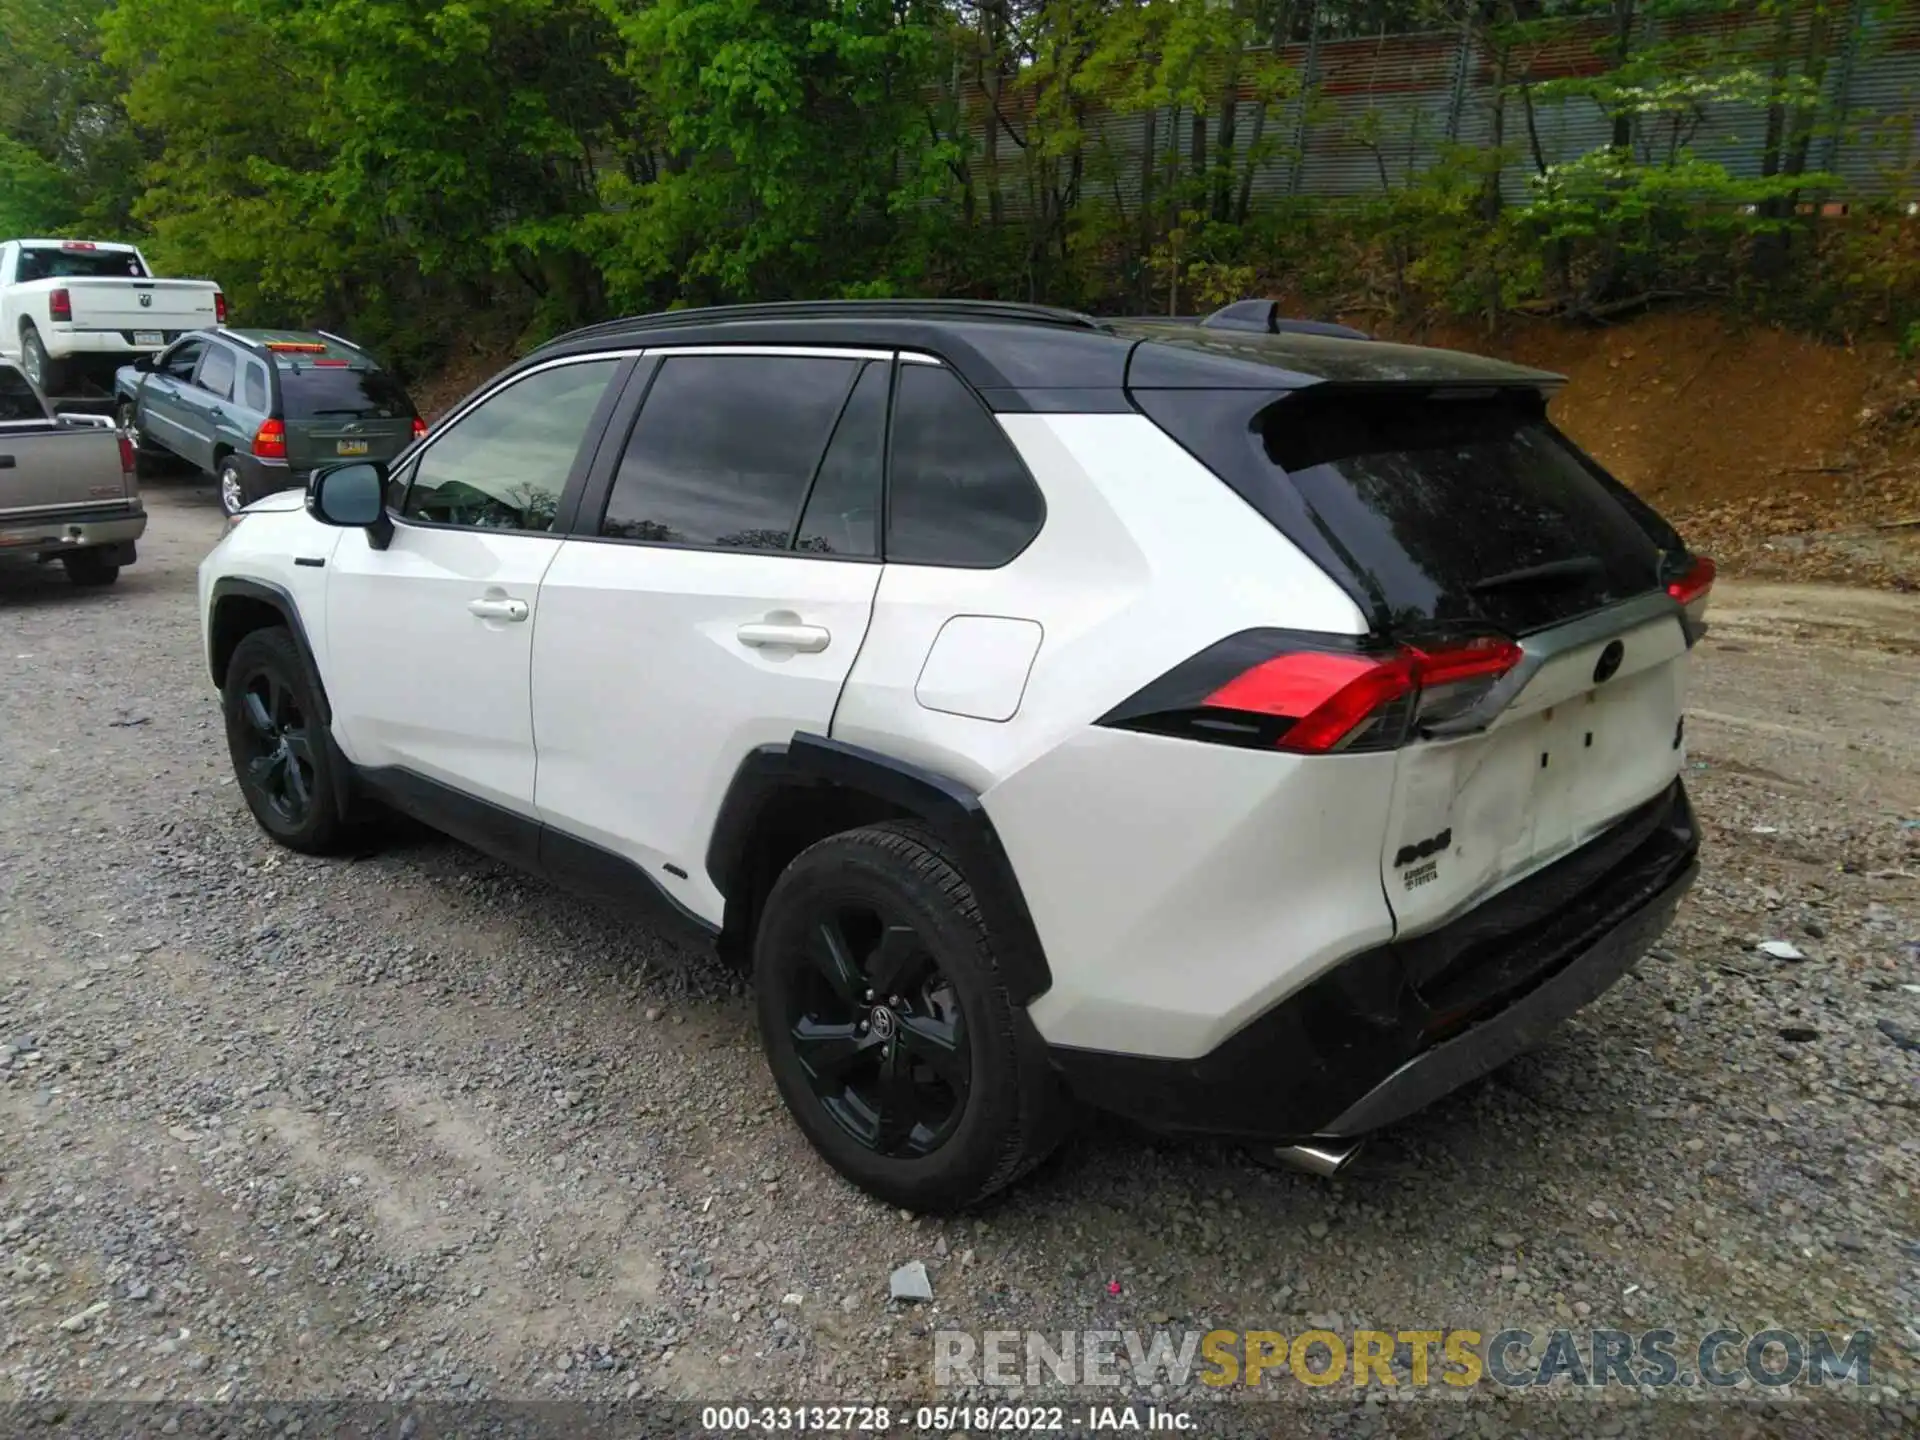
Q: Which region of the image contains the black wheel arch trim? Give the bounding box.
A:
[208,576,353,820]
[207,578,326,714]
[706,733,1053,1004]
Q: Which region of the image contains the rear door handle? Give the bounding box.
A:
[736,621,830,653]
[468,597,529,622]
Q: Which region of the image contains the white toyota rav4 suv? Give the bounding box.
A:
[198,300,1709,1210]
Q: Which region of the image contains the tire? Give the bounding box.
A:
[222,627,351,854]
[216,455,250,517]
[61,550,120,587]
[20,324,64,395]
[754,821,1067,1211]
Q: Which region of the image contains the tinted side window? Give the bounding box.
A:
[886,365,1043,567]
[401,359,618,532]
[161,340,204,382]
[796,362,886,558]
[198,346,235,400]
[602,355,859,550]
[244,362,268,411]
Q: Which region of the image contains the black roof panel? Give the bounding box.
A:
[523,301,1563,406]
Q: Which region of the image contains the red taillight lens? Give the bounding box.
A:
[214,291,228,324]
[1666,555,1714,643]
[1104,631,1524,755]
[411,416,428,439]
[117,433,135,476]
[252,418,286,459]
[49,288,72,323]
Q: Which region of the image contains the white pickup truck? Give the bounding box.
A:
[0,238,224,398]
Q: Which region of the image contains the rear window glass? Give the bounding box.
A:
[1262,393,1665,634]
[279,366,412,420]
[16,247,148,281]
[0,366,44,422]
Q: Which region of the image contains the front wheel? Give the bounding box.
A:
[216,456,250,517]
[222,627,352,853]
[754,821,1067,1211]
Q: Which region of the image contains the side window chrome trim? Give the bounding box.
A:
[635,344,896,363]
[899,352,944,366]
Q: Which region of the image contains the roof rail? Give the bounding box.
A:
[316,329,367,354]
[1200,300,1373,341]
[225,331,263,350]
[547,298,1110,349]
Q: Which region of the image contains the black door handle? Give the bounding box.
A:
[0,455,14,469]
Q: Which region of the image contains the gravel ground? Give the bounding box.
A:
[2,482,1917,1433]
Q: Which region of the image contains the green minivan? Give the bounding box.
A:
[114,328,424,516]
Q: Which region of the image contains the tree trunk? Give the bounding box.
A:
[984,64,1004,228]
[1480,43,1508,225]
[1213,66,1239,222]
[1758,0,1797,182]
[1781,2,1834,184]
[1190,107,1207,199]
[1138,106,1158,306]
[1609,0,1637,153]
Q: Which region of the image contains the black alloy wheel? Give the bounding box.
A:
[234,663,316,827]
[220,626,352,853]
[754,821,1067,1211]
[786,898,969,1158]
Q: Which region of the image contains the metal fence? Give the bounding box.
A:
[953,0,1920,214]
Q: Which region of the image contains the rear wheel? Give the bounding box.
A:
[754,821,1066,1211]
[20,324,63,395]
[61,550,120,587]
[222,627,351,853]
[216,455,250,517]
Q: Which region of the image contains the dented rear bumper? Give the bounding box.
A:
[1048,781,1698,1141]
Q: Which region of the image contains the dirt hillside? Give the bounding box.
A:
[1421,311,1920,590]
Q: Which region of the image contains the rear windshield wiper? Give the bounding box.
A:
[1468,555,1603,594]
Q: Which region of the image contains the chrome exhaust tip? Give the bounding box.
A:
[1270,1137,1366,1177]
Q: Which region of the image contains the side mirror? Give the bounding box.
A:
[306,462,393,548]
[132,354,156,373]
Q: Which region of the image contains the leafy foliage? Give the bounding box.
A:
[1,0,1911,370]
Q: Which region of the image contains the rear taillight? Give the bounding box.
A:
[49,288,72,323]
[117,432,135,476]
[412,416,428,439]
[214,291,228,325]
[1102,631,1523,755]
[252,418,286,459]
[1667,555,1714,642]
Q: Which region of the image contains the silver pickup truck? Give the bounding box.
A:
[0,358,145,586]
